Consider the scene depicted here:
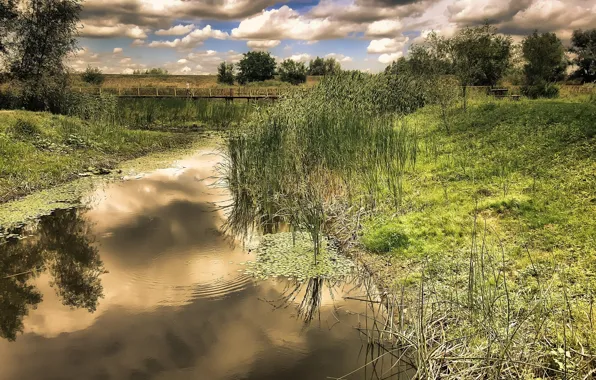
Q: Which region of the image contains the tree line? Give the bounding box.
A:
[385,25,596,101]
[217,51,342,86]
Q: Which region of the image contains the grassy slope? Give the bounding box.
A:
[362,99,596,350]
[0,111,192,203]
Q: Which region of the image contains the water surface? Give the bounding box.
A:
[0,149,404,380]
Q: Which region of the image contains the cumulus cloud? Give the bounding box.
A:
[155,24,196,36]
[325,53,353,63]
[113,47,123,54]
[366,19,403,37]
[149,25,228,49]
[447,0,596,40]
[367,36,409,53]
[379,51,403,63]
[69,46,148,74]
[310,0,440,23]
[131,39,145,46]
[81,22,148,39]
[247,40,282,50]
[232,6,361,41]
[287,53,312,62]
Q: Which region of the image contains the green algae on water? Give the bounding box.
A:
[243,232,355,282]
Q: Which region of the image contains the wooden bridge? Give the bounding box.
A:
[73,87,297,100]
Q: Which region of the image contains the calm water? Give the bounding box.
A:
[0,149,405,380]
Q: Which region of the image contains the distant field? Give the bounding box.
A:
[70,74,323,89]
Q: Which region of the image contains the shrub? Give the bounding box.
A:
[10,119,40,138]
[362,222,410,254]
[81,66,105,86]
[521,81,560,99]
[278,59,307,85]
[217,62,235,85]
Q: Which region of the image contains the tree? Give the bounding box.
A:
[143,67,169,76]
[449,24,512,109]
[0,0,17,56]
[279,59,307,85]
[9,0,81,81]
[236,51,276,84]
[81,66,105,85]
[217,61,235,85]
[569,29,596,83]
[5,0,82,111]
[308,56,341,76]
[521,31,567,98]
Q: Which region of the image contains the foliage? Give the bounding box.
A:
[569,28,596,83]
[216,61,235,85]
[236,51,276,84]
[278,59,307,85]
[362,221,409,254]
[224,71,422,265]
[81,66,105,86]
[0,0,17,57]
[133,68,169,75]
[521,31,568,98]
[307,56,341,76]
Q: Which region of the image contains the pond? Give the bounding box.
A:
[0,149,408,380]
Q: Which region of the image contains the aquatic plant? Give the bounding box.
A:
[223,71,422,263]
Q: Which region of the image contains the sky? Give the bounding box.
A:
[70,0,596,74]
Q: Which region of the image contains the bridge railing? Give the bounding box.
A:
[71,86,301,97]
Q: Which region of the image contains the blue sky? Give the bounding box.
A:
[71,0,596,74]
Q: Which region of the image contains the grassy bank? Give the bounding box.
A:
[0,110,194,203]
[360,98,596,377]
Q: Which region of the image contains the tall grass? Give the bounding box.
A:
[222,71,423,262]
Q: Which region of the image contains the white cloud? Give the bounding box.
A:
[180,66,192,73]
[177,59,188,64]
[113,47,123,54]
[81,23,148,39]
[325,53,353,63]
[247,40,281,50]
[231,6,360,41]
[155,24,196,36]
[131,39,145,46]
[367,36,408,54]
[288,53,312,62]
[366,20,403,37]
[379,52,403,64]
[149,25,228,49]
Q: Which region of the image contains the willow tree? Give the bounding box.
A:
[7,0,82,111]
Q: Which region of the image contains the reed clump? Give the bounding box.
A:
[223,71,423,262]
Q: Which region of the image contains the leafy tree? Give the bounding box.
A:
[143,67,169,76]
[521,31,567,98]
[449,24,512,109]
[81,66,105,85]
[4,0,82,111]
[0,0,17,56]
[9,0,81,81]
[279,59,307,85]
[217,61,235,85]
[236,51,276,84]
[308,56,341,76]
[569,29,596,83]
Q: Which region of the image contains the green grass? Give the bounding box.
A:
[0,110,193,203]
[360,98,596,375]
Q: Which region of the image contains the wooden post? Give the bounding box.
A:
[156,88,159,96]
[174,88,177,97]
[209,88,212,97]
[137,87,140,96]
[99,87,102,96]
[118,87,121,96]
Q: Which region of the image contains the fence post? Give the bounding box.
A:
[174,88,177,97]
[156,87,159,96]
[118,87,121,96]
[137,87,140,96]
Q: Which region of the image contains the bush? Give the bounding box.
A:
[236,51,276,84]
[9,119,40,138]
[362,223,410,254]
[278,59,307,85]
[217,62,235,85]
[81,66,105,86]
[521,82,560,99]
